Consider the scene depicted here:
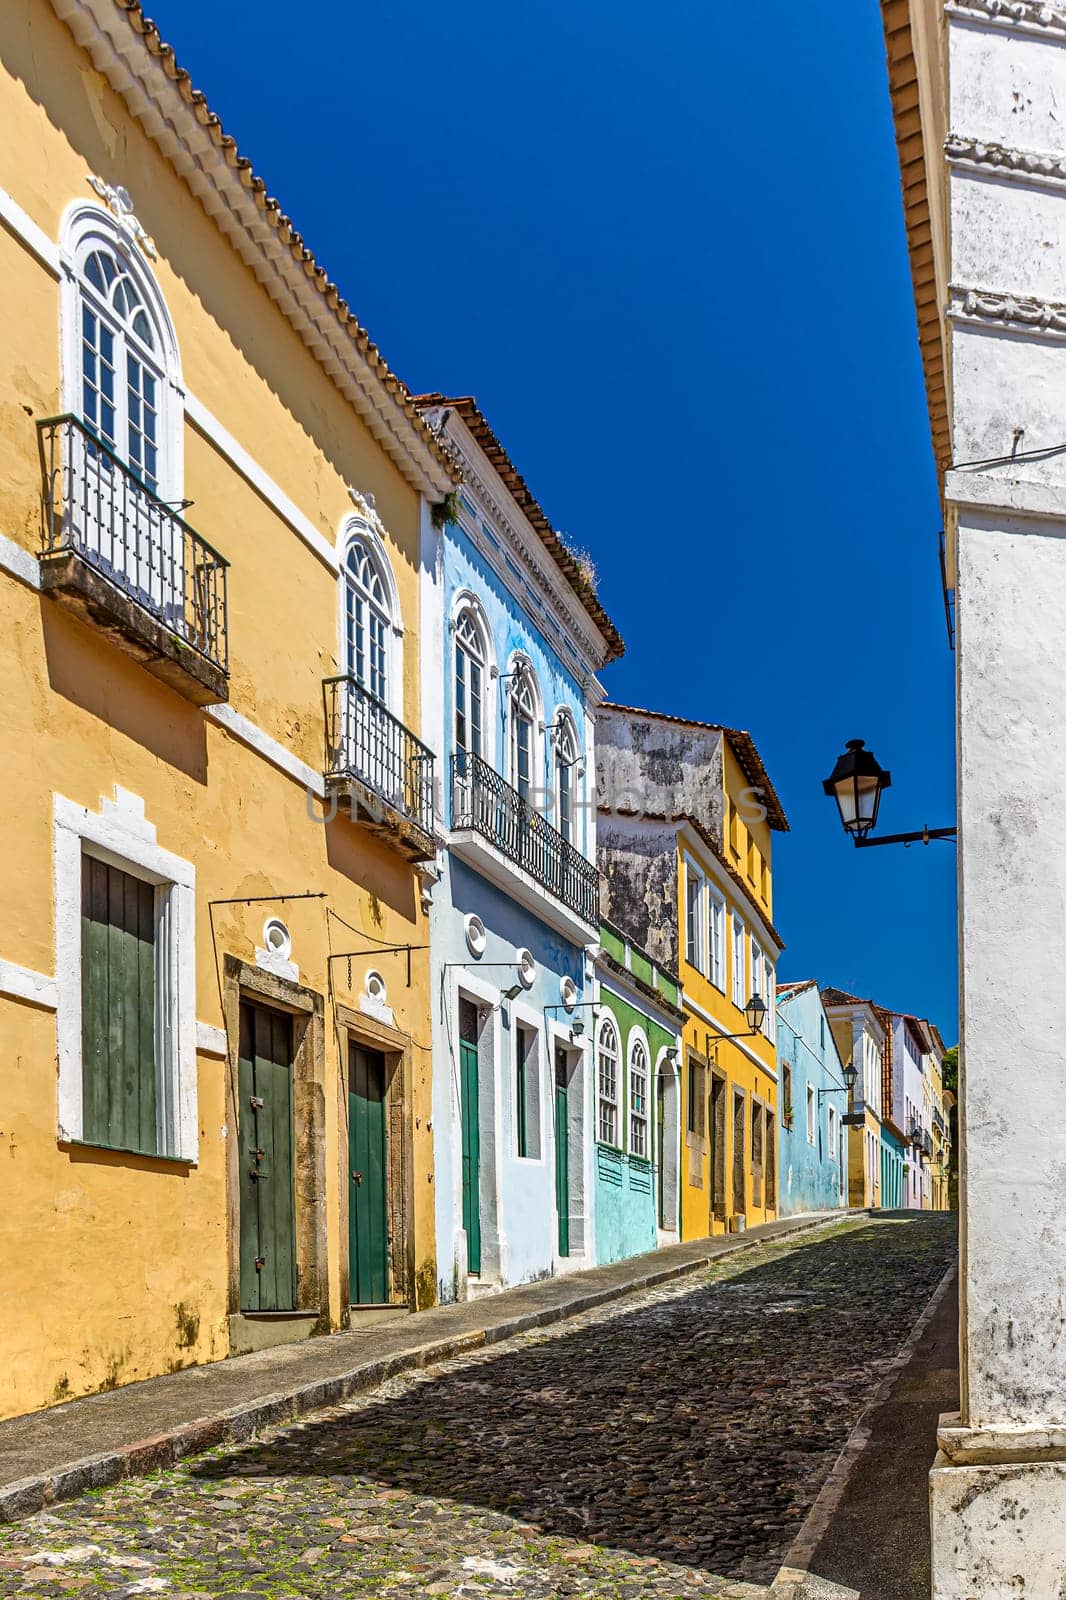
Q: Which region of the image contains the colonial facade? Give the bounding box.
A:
[877,0,1065,1572]
[596,705,788,1237]
[414,396,622,1300]
[822,990,886,1210]
[592,920,684,1261]
[775,981,848,1216]
[0,0,457,1418]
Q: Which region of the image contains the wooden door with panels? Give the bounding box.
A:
[238,1001,297,1311]
[348,1042,389,1305]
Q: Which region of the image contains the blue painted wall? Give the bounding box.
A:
[776,983,848,1216]
[594,1143,656,1263]
[430,496,597,1303]
[880,1126,905,1210]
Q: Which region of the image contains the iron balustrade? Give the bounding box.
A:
[38,414,228,673]
[324,675,435,838]
[451,749,599,926]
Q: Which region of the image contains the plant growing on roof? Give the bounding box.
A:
[430,489,462,530]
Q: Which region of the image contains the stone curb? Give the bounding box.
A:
[770,1261,958,1598]
[0,1209,850,1525]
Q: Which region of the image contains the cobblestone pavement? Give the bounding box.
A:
[0,1215,955,1599]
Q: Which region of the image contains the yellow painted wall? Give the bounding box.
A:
[677,822,779,1241]
[722,743,774,925]
[0,2,440,1418]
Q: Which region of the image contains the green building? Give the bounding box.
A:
[592,920,685,1263]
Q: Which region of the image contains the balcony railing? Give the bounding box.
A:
[37,416,228,694]
[324,675,436,857]
[451,749,599,927]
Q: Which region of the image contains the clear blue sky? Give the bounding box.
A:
[149,0,957,1038]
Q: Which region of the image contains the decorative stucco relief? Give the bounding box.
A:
[946,0,1066,37]
[948,284,1066,338]
[947,134,1066,186]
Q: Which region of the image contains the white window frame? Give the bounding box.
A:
[806,1083,816,1145]
[551,707,581,847]
[54,786,197,1161]
[628,1029,651,1160]
[684,857,707,975]
[60,202,185,504]
[749,936,764,1014]
[732,915,745,1009]
[707,885,725,992]
[506,654,541,802]
[453,597,492,761]
[337,516,402,717]
[764,962,776,1040]
[596,1013,620,1148]
[828,1104,838,1159]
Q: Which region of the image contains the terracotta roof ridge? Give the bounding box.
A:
[71,0,457,497]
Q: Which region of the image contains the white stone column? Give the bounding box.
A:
[923,2,1066,1591]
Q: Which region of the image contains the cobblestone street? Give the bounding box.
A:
[0,1216,955,1600]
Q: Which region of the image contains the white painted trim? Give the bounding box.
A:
[54,786,198,1160]
[0,531,41,590]
[625,1022,653,1162]
[945,468,1066,525]
[205,703,325,799]
[510,996,547,1166]
[594,965,684,1037]
[186,394,338,574]
[0,184,61,274]
[682,990,779,1084]
[0,959,58,1011]
[447,829,596,948]
[337,515,404,718]
[196,1022,227,1058]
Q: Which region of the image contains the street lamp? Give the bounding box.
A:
[819,1060,858,1102]
[822,739,956,848]
[707,993,768,1044]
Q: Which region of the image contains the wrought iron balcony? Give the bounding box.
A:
[37,415,229,704]
[451,749,599,928]
[324,675,436,861]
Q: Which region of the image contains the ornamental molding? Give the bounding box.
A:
[948,283,1066,338]
[946,133,1066,188]
[86,174,157,258]
[438,429,606,678]
[947,0,1066,36]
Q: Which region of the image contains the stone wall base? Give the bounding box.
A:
[931,1449,1066,1597]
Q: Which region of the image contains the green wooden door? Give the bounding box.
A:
[349,1044,389,1304]
[555,1049,570,1258]
[238,1002,296,1311]
[81,856,158,1155]
[458,999,481,1276]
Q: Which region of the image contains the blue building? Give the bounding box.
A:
[416,396,623,1302]
[776,981,848,1216]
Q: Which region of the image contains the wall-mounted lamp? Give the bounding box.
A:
[822,739,956,848]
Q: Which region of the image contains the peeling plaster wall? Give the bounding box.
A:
[596,815,680,974]
[595,706,725,840]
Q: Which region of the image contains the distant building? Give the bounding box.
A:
[822,990,886,1210]
[596,703,788,1237]
[775,981,848,1215]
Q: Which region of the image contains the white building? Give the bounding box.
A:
[880,0,1066,1589]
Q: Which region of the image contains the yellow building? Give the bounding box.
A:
[0,0,457,1419]
[595,705,788,1237]
[823,992,887,1210]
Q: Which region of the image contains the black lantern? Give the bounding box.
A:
[843,1061,858,1094]
[744,993,767,1034]
[823,739,891,840]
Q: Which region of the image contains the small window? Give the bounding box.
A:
[806,1083,816,1145]
[81,854,164,1155]
[597,1017,619,1146]
[750,938,764,1014]
[685,862,705,974]
[782,1061,793,1125]
[828,1104,838,1159]
[508,658,538,803]
[629,1038,649,1159]
[687,1060,706,1139]
[708,887,725,991]
[732,916,745,1009]
[344,535,393,704]
[553,712,580,845]
[455,606,487,758]
[515,1024,541,1158]
[820,1013,826,1052]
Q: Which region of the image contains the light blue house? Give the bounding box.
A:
[416,395,623,1302]
[776,980,848,1215]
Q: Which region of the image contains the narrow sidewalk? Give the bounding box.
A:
[0,1209,849,1521]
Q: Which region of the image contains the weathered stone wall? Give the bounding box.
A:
[596,706,725,840]
[597,815,680,973]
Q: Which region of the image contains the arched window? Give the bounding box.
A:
[553,711,580,845]
[508,658,538,803]
[597,1016,619,1147]
[629,1037,649,1159]
[455,604,488,759]
[344,536,392,704]
[63,209,179,496]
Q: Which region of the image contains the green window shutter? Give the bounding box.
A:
[81,855,158,1154]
